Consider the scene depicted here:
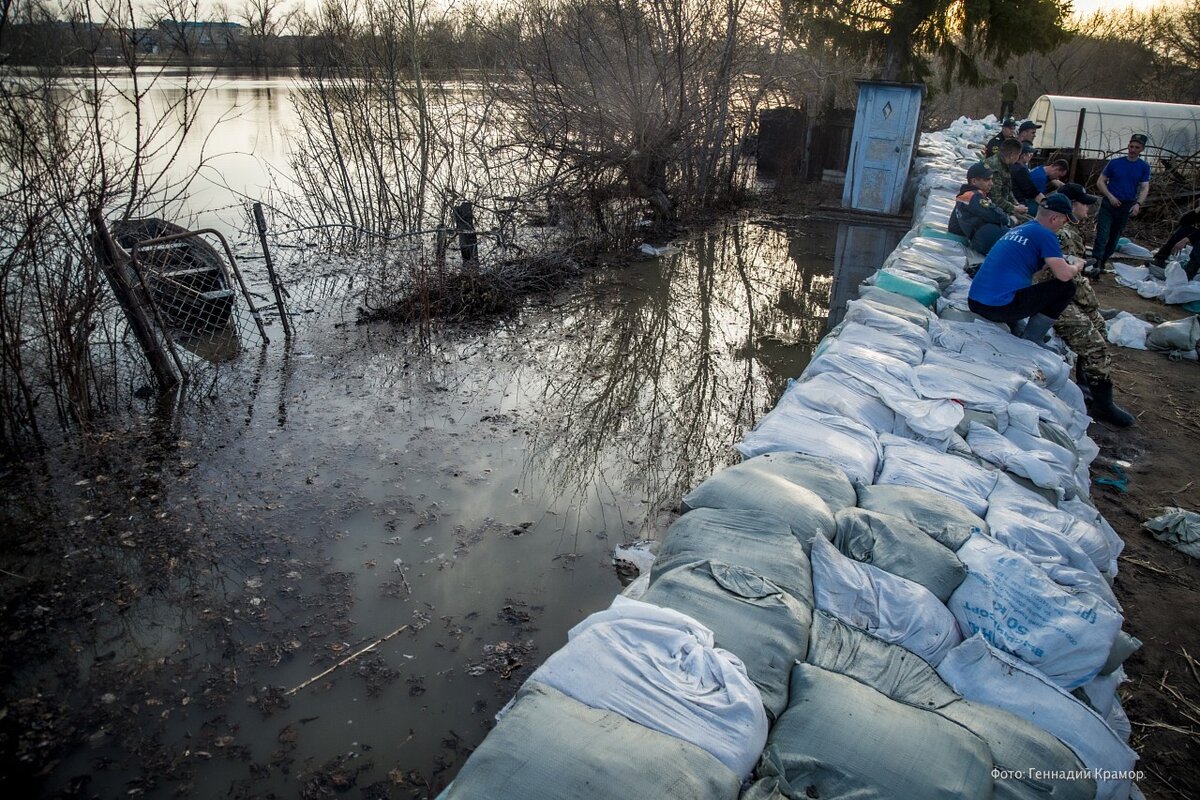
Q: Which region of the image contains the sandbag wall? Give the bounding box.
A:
[441,118,1141,800]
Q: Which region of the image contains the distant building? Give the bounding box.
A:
[155,20,244,54]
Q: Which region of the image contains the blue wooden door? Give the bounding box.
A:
[843,83,923,214]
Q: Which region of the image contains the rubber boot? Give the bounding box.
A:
[1089,380,1135,427]
[1075,360,1093,403]
[1021,313,1056,345]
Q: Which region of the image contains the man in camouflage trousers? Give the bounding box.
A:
[1035,183,1135,427]
[982,139,1027,224]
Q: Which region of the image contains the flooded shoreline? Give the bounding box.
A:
[0,215,895,797]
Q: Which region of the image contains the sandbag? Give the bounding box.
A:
[842,298,933,348]
[948,534,1124,689]
[686,451,856,515]
[856,483,987,550]
[857,285,937,325]
[736,408,881,486]
[830,320,926,365]
[680,458,838,552]
[442,681,741,800]
[747,662,993,800]
[876,434,999,518]
[652,508,814,603]
[783,374,898,443]
[806,612,1096,800]
[873,269,941,307]
[526,595,767,778]
[643,561,813,720]
[832,508,967,602]
[1145,314,1200,352]
[938,636,1138,800]
[811,535,961,665]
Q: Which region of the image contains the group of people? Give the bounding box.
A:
[955,123,1168,429]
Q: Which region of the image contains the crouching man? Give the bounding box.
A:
[967,194,1080,346]
[949,162,1011,255]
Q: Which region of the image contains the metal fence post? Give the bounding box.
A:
[252,202,293,339]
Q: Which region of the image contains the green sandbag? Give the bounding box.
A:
[644,561,812,720]
[832,508,967,603]
[855,483,987,551]
[872,270,941,308]
[651,507,814,606]
[750,662,993,800]
[919,224,970,246]
[805,612,1096,800]
[442,681,740,800]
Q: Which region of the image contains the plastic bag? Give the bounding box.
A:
[1105,311,1152,350]
[1143,507,1200,558]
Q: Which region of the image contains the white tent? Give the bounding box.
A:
[1026,95,1200,157]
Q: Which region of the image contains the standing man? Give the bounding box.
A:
[985,117,1017,158]
[1091,133,1151,273]
[999,76,1018,120]
[967,194,1081,344]
[1035,184,1135,426]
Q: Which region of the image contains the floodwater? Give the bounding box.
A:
[1,71,904,798]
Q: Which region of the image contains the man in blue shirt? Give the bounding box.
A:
[1091,133,1152,272]
[968,194,1082,344]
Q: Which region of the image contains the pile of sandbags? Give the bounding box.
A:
[441,120,1142,799]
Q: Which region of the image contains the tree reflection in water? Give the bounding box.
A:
[523,217,841,536]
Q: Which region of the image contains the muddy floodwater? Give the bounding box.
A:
[1,215,898,798]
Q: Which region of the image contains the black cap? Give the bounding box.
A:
[1018,121,1041,133]
[1057,183,1099,205]
[967,162,996,180]
[1021,142,1036,154]
[1041,193,1079,222]
[1001,117,1017,128]
[1130,133,1148,145]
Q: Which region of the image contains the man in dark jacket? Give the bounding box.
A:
[1152,207,1200,280]
[1011,143,1040,213]
[984,117,1017,158]
[949,162,1011,254]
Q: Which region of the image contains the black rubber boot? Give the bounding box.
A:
[1089,380,1135,427]
[1075,360,1093,403]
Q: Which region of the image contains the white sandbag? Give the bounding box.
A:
[527,595,768,778]
[811,535,962,665]
[1060,498,1125,575]
[807,612,1096,800]
[988,477,1114,578]
[967,422,1066,495]
[444,680,741,800]
[949,533,1124,689]
[833,507,967,602]
[876,433,999,518]
[857,285,938,325]
[916,350,1025,408]
[1162,262,1200,305]
[1105,312,1152,350]
[643,561,813,719]
[748,662,993,800]
[1116,240,1152,259]
[736,407,881,486]
[785,373,897,436]
[842,298,933,348]
[827,321,926,365]
[932,320,1072,393]
[856,483,988,550]
[938,635,1139,800]
[1013,381,1090,440]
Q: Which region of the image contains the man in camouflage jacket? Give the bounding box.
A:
[1034,184,1135,426]
[982,139,1026,221]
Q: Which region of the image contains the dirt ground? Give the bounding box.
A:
[1085,278,1200,800]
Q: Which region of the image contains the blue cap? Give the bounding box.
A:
[1041,193,1079,222]
[967,162,996,180]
